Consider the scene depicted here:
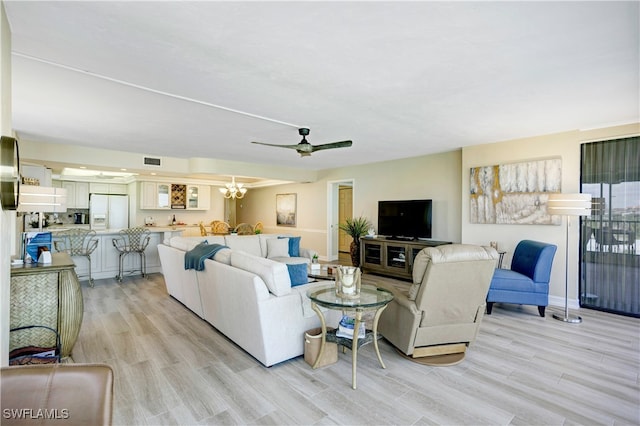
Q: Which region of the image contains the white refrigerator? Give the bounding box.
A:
[89,194,129,230]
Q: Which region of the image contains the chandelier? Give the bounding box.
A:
[219,176,247,199]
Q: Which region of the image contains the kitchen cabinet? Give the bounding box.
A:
[62,181,89,209]
[186,185,210,210]
[21,164,52,187]
[157,184,171,209]
[140,182,171,210]
[140,182,209,210]
[89,182,128,195]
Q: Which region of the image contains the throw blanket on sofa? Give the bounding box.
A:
[184,243,229,271]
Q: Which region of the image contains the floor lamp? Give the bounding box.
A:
[547,193,592,323]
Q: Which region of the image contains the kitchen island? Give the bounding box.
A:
[48,227,183,282]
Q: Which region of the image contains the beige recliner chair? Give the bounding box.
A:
[378,244,498,366]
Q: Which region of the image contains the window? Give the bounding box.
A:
[580,136,639,317]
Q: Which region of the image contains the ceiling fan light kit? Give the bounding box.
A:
[252,128,352,157]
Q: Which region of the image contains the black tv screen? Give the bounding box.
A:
[378,199,432,240]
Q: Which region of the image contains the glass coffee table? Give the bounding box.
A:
[307,264,338,281]
[307,284,394,389]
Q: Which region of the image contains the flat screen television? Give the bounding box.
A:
[377,199,432,240]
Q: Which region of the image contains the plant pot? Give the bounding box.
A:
[350,239,361,267]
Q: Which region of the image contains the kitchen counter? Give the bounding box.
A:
[46,228,184,282]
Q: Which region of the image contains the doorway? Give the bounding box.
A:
[327,179,354,262]
[338,186,353,253]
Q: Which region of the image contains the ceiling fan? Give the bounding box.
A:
[251,128,352,157]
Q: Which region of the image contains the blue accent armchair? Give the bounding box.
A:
[486,240,557,317]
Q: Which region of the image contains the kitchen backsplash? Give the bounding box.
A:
[58,208,89,225]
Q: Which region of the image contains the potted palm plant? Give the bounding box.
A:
[339,216,372,267]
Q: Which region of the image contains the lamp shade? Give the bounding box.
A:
[547,193,592,216]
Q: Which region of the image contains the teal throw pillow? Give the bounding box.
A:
[287,263,308,287]
[280,236,301,257]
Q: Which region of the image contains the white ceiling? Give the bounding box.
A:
[5,1,639,179]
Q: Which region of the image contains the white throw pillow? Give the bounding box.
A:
[267,238,290,259]
[231,251,291,296]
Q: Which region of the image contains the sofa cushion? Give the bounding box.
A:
[204,236,227,245]
[490,268,542,293]
[267,238,290,259]
[258,234,277,257]
[169,236,208,251]
[224,235,262,257]
[213,248,232,265]
[231,251,291,296]
[271,256,310,265]
[280,236,301,257]
[286,263,309,287]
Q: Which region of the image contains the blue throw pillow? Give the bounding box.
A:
[280,236,301,257]
[287,263,308,287]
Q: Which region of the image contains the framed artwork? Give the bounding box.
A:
[470,157,562,225]
[276,193,297,227]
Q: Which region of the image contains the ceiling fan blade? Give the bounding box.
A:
[309,140,353,153]
[251,141,301,150]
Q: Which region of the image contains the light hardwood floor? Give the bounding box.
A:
[71,272,639,425]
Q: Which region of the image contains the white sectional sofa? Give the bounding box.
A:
[158,234,340,367]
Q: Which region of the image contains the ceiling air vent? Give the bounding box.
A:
[143,156,162,167]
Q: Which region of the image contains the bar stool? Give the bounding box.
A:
[112,227,150,282]
[54,229,99,287]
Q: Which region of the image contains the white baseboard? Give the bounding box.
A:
[548,295,580,310]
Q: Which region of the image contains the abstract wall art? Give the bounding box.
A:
[276,193,297,227]
[470,158,562,225]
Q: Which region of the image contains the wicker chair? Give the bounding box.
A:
[112,227,151,282]
[212,221,230,235]
[254,221,264,234]
[234,223,254,235]
[199,222,209,237]
[53,229,99,286]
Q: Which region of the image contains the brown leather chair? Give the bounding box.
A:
[1,363,114,425]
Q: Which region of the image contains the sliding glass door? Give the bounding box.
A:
[580,136,639,317]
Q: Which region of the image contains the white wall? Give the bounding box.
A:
[238,150,463,259]
[461,124,640,308]
[1,2,12,366]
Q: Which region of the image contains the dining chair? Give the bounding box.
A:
[234,223,254,235]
